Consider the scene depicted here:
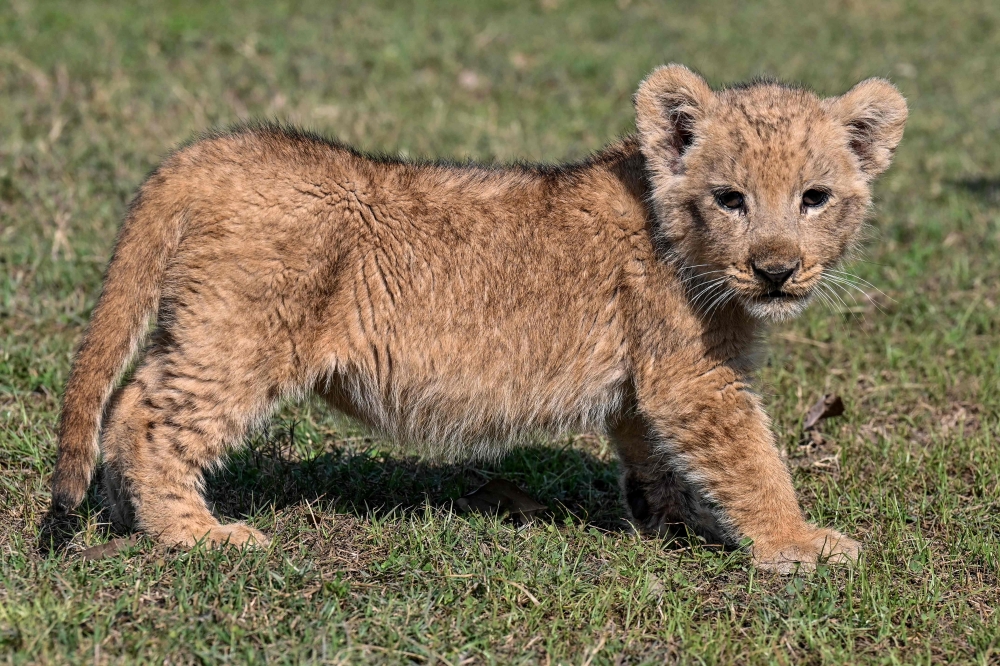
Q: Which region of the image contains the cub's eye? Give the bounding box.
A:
[715,190,745,211]
[802,189,830,208]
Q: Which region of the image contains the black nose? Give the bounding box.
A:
[752,261,799,287]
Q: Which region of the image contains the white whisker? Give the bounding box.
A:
[680,269,727,284]
[691,285,725,314]
[823,274,887,315]
[822,276,862,307]
[687,276,729,310]
[812,285,837,313]
[708,289,739,318]
[703,286,733,318]
[820,281,852,312]
[826,269,896,303]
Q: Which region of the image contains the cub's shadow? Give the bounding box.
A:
[207,428,627,532]
[41,426,629,554]
[951,177,1000,205]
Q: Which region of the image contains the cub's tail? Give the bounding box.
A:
[50,173,184,512]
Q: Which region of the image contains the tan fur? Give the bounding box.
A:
[50,65,906,571]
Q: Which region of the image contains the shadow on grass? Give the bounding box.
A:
[38,426,631,555]
[37,509,83,555]
[207,431,628,532]
[951,177,1000,205]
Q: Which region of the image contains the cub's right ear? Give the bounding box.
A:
[633,64,714,176]
[823,78,908,180]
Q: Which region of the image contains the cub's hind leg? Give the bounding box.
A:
[101,341,278,548]
[100,386,136,532]
[610,416,729,544]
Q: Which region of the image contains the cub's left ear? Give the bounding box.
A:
[824,78,908,179]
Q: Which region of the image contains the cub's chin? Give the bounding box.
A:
[743,291,812,322]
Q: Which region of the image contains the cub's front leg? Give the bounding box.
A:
[618,363,859,573]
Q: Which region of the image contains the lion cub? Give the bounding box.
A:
[51,65,906,572]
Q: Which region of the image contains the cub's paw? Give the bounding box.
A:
[209,523,269,548]
[168,522,269,549]
[753,528,861,574]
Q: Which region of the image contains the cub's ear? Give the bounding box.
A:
[633,64,714,176]
[824,78,908,180]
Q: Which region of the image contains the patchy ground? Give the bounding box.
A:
[1,0,998,663]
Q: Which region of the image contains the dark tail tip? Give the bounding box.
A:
[50,488,84,514]
[50,459,92,513]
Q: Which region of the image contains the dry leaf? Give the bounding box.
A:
[803,394,845,431]
[455,479,547,523]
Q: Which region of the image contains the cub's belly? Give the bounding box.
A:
[318,323,628,457]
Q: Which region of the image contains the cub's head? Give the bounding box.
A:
[634,65,907,321]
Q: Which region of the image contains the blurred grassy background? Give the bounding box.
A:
[1,0,998,663]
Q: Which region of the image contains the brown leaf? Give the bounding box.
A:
[78,535,141,561]
[455,479,547,522]
[803,394,845,431]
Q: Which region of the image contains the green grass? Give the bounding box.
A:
[1,0,998,663]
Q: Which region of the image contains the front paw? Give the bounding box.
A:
[753,528,861,574]
[165,522,270,549]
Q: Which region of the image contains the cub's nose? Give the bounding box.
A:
[752,260,799,287]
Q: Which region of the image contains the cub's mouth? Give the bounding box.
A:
[742,285,813,322]
[758,290,803,301]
